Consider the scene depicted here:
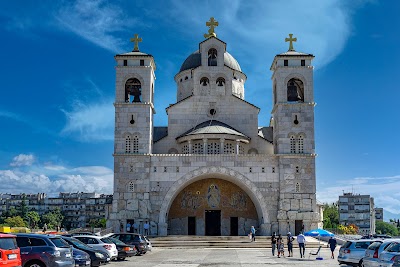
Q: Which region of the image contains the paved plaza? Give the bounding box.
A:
[114,247,351,266]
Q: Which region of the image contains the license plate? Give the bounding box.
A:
[8,254,17,259]
[85,261,90,265]
[65,253,71,258]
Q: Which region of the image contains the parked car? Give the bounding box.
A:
[0,233,21,267]
[105,237,136,260]
[15,233,74,267]
[338,239,375,267]
[361,240,396,267]
[107,233,147,255]
[60,236,110,267]
[72,248,90,267]
[72,236,117,261]
[362,234,392,239]
[378,240,400,267]
[143,236,152,252]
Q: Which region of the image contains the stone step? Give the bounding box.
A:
[150,236,326,249]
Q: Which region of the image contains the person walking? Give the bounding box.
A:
[297,232,306,258]
[271,232,277,256]
[287,232,295,257]
[42,223,47,233]
[250,226,256,242]
[328,236,337,259]
[277,234,284,258]
[126,221,131,232]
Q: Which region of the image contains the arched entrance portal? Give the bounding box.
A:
[168,178,258,236]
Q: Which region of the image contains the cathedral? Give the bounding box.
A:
[107,18,322,236]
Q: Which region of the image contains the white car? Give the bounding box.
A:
[73,235,118,260]
[378,241,400,267]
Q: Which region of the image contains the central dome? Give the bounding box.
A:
[179,50,242,73]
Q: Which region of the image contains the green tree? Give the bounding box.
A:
[88,218,107,228]
[16,195,29,219]
[41,208,64,229]
[376,221,399,236]
[323,203,339,229]
[4,216,27,227]
[26,211,40,229]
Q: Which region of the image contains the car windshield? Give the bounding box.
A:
[106,237,125,246]
[0,238,18,250]
[66,238,91,250]
[50,238,70,248]
[343,241,352,248]
[100,237,114,244]
[368,241,382,250]
[387,242,400,253]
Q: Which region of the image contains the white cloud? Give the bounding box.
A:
[317,174,400,214]
[0,156,113,195]
[55,0,136,52]
[10,154,35,167]
[61,99,114,142]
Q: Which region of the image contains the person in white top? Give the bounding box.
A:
[296,233,306,258]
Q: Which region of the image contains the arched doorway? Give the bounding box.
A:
[168,178,258,236]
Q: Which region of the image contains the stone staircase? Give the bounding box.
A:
[150,235,326,249]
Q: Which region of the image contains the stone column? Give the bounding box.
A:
[188,140,192,154]
[220,138,225,154]
[203,138,208,155]
[236,140,240,155]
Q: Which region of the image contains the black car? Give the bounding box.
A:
[60,236,110,267]
[106,237,137,260]
[72,248,91,267]
[108,233,147,255]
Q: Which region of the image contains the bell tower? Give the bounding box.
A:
[270,34,321,234]
[114,34,156,155]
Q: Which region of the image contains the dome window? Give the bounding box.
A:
[200,77,209,86]
[208,48,217,66]
[216,77,225,86]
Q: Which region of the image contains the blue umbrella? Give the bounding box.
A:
[304,228,335,237]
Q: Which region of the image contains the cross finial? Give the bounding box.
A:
[130,34,142,52]
[285,33,297,51]
[204,17,219,39]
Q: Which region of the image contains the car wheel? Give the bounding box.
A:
[117,257,125,261]
[26,261,45,267]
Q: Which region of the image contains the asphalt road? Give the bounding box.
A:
[113,247,354,266]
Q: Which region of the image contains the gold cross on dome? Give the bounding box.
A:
[204,17,219,39]
[285,33,297,51]
[130,34,142,52]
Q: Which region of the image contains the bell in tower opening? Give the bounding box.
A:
[287,78,304,102]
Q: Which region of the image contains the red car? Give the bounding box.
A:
[0,233,21,267]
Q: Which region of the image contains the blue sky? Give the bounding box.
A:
[1,0,399,219]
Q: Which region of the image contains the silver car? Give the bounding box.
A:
[362,240,396,267]
[378,241,400,267]
[338,239,375,267]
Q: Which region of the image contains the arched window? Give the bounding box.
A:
[207,142,220,154]
[224,143,235,154]
[208,48,217,66]
[125,135,131,153]
[128,182,135,192]
[125,78,142,103]
[298,135,304,153]
[133,135,139,153]
[290,135,296,153]
[182,144,189,154]
[287,78,304,102]
[193,142,203,154]
[273,83,277,105]
[200,77,209,86]
[216,77,225,86]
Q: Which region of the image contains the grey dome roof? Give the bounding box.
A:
[177,120,249,139]
[179,50,242,72]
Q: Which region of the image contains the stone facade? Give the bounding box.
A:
[107,31,322,236]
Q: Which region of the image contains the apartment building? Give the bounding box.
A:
[338,193,375,234]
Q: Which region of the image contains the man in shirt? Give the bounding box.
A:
[271,232,277,256]
[144,221,150,236]
[297,232,306,258]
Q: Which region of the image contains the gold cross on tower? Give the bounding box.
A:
[204,17,219,39]
[285,33,297,51]
[130,34,142,52]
